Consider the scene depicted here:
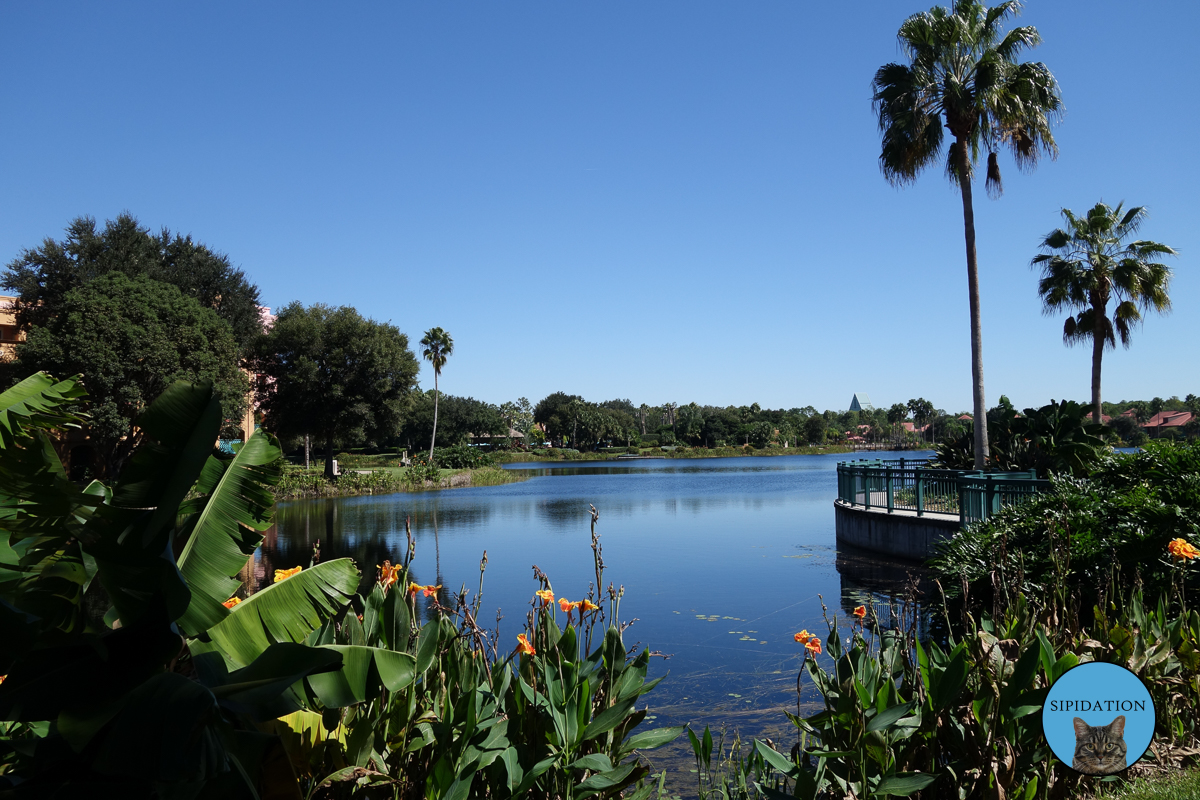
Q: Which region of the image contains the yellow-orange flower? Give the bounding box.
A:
[378,561,400,588]
[578,599,599,612]
[222,596,242,609]
[421,584,441,598]
[535,589,554,607]
[793,629,811,643]
[559,597,574,613]
[407,582,423,596]
[0,675,6,685]
[853,605,867,619]
[1168,538,1200,561]
[273,566,302,583]
[805,637,822,655]
[516,633,536,655]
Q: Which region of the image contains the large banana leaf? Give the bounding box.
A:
[86,380,223,626]
[174,428,283,636]
[103,379,222,546]
[206,559,361,667]
[0,372,87,448]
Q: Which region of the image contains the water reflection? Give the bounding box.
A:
[264,451,938,749]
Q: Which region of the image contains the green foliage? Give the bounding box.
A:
[253,302,420,478]
[933,398,1108,477]
[758,587,1200,800]
[2,212,263,349]
[6,272,248,476]
[433,444,496,469]
[0,373,350,797]
[260,507,683,799]
[931,443,1200,613]
[402,391,505,449]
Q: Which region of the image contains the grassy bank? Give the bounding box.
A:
[271,464,528,501]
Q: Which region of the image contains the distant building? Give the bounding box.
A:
[1144,410,1193,437]
[0,295,22,361]
[849,393,874,412]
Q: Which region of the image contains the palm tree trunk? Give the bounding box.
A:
[429,372,439,460]
[957,140,990,469]
[1091,307,1105,423]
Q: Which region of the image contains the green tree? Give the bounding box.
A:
[6,272,247,477]
[403,392,503,449]
[804,415,828,445]
[872,0,1063,467]
[2,213,263,350]
[1032,202,1177,423]
[419,327,454,460]
[253,303,419,478]
[533,392,583,446]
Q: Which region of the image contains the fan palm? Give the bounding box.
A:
[420,327,454,459]
[1032,202,1176,423]
[872,0,1062,468]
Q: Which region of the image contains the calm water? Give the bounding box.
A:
[262,451,936,760]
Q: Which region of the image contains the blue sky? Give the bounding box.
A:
[2,2,1196,414]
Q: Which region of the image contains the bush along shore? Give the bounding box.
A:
[273,464,528,501]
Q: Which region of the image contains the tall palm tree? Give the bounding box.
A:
[1032,202,1176,423]
[872,0,1063,468]
[420,327,453,459]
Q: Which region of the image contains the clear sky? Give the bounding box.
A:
[2,2,1196,414]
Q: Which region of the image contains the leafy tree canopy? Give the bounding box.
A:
[401,391,504,450]
[252,302,419,477]
[6,272,247,477]
[2,213,263,350]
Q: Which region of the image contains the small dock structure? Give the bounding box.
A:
[834,458,1049,560]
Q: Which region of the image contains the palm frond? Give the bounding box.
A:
[1113,301,1141,348]
[985,152,1003,198]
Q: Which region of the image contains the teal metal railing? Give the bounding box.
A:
[836,458,1050,528]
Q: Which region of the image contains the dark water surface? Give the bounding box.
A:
[263,451,935,769]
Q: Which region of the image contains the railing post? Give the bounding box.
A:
[864,469,871,510]
[916,469,924,516]
[985,476,996,521]
[886,466,894,513]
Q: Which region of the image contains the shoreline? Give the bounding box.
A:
[271,465,531,502]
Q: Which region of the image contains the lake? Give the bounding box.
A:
[262,450,936,769]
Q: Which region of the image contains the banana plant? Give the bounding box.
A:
[0,373,355,797]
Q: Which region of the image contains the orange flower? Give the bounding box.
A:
[559,597,574,613]
[222,596,242,609]
[793,629,811,643]
[853,605,866,619]
[421,584,441,598]
[805,636,822,655]
[1168,538,1200,561]
[407,582,423,596]
[378,561,400,588]
[535,589,554,607]
[516,633,536,655]
[273,566,302,583]
[578,599,599,612]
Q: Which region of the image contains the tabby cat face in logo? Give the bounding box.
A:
[1072,715,1127,775]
